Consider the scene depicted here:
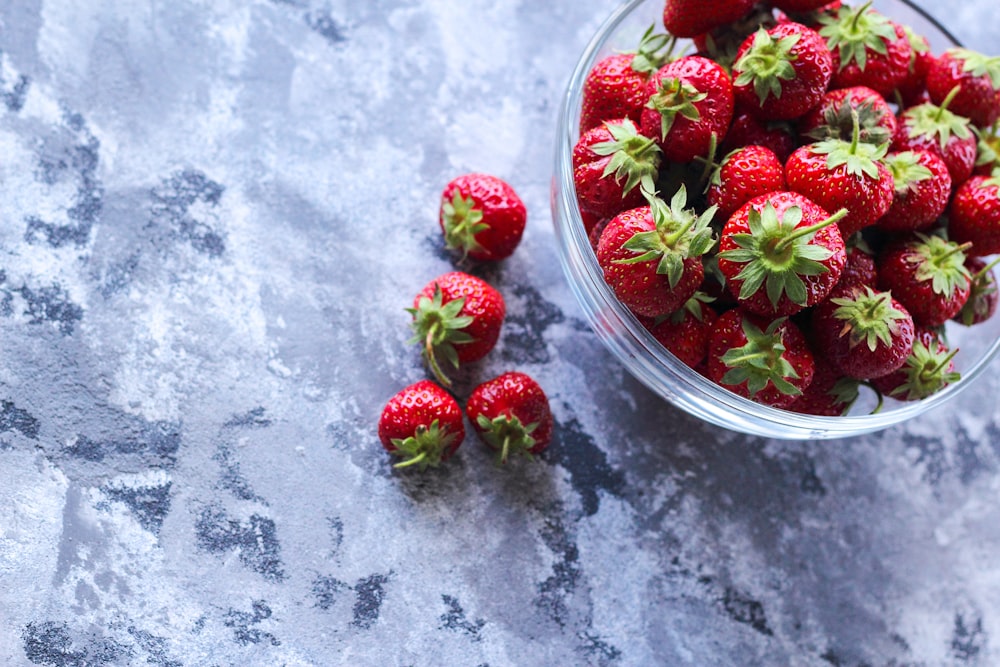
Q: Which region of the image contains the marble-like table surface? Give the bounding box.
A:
[2,1,1000,665]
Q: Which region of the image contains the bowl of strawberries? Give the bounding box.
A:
[552,0,1000,439]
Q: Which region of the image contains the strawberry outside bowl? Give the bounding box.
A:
[551,0,1000,439]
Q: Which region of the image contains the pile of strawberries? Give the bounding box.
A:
[377,174,554,470]
[574,0,1000,415]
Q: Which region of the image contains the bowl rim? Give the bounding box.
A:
[552,0,1000,439]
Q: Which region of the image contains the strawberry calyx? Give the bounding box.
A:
[819,1,897,72]
[475,413,538,465]
[721,317,803,398]
[718,202,845,308]
[811,109,889,179]
[909,233,973,298]
[884,150,933,195]
[733,27,802,105]
[830,286,910,351]
[646,78,708,140]
[805,97,893,146]
[616,185,717,288]
[390,419,460,470]
[406,286,476,386]
[630,24,677,75]
[887,339,961,400]
[956,256,1000,325]
[589,119,663,198]
[951,47,1000,89]
[441,191,489,259]
[668,291,715,325]
[903,94,973,151]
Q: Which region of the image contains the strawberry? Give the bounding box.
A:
[798,85,897,146]
[440,174,526,262]
[596,186,716,318]
[706,308,815,408]
[408,271,506,385]
[837,241,878,290]
[926,48,1000,128]
[572,118,661,221]
[810,285,915,379]
[731,22,833,121]
[818,4,912,97]
[706,144,786,219]
[721,112,797,162]
[662,0,756,39]
[892,99,977,187]
[893,25,933,108]
[954,257,1000,326]
[640,55,735,163]
[466,371,553,464]
[693,5,777,70]
[717,191,847,317]
[378,380,465,470]
[645,292,717,368]
[870,327,960,401]
[784,118,894,239]
[876,149,952,233]
[876,233,972,327]
[786,356,862,416]
[947,174,1000,256]
[580,26,674,133]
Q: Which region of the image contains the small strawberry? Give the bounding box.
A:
[580,25,674,133]
[706,308,815,408]
[408,271,506,386]
[662,0,756,39]
[893,98,977,186]
[876,149,952,233]
[706,144,786,220]
[871,327,960,401]
[785,115,894,239]
[947,174,1000,256]
[731,22,833,121]
[466,371,553,464]
[876,233,973,327]
[721,112,797,162]
[837,241,878,290]
[818,4,912,97]
[646,292,718,368]
[717,191,847,317]
[786,356,862,416]
[640,55,735,163]
[893,25,933,108]
[596,186,716,318]
[440,174,526,261]
[798,85,897,146]
[810,285,915,379]
[378,380,465,470]
[953,256,1000,326]
[572,118,662,220]
[926,48,1000,128]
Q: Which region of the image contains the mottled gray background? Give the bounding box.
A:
[1,1,1000,665]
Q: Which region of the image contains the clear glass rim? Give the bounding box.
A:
[551,0,1000,439]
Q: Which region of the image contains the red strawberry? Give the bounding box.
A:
[693,5,777,70]
[893,100,977,186]
[640,55,734,163]
[717,191,847,317]
[572,118,661,220]
[408,271,505,385]
[871,327,960,401]
[646,292,718,368]
[954,256,1000,326]
[810,285,915,379]
[466,371,553,464]
[440,174,526,261]
[786,356,861,416]
[706,144,786,219]
[596,186,716,318]
[818,5,912,96]
[706,308,815,409]
[948,174,1000,256]
[721,112,797,162]
[926,48,1000,128]
[731,22,833,121]
[877,233,973,327]
[798,85,897,146]
[580,26,674,133]
[785,120,894,239]
[378,380,465,470]
[662,0,756,39]
[893,26,933,108]
[837,241,878,290]
[876,149,952,232]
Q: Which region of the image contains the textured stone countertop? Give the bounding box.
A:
[2,1,1000,665]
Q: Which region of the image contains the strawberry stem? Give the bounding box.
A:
[773,208,848,253]
[923,347,959,382]
[393,450,428,469]
[424,324,451,386]
[935,85,962,121]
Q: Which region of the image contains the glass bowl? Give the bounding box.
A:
[552,0,1000,439]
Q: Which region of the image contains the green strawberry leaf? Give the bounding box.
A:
[646,77,707,140]
[733,27,801,105]
[951,47,1000,89]
[721,317,802,398]
[830,286,910,351]
[819,2,897,73]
